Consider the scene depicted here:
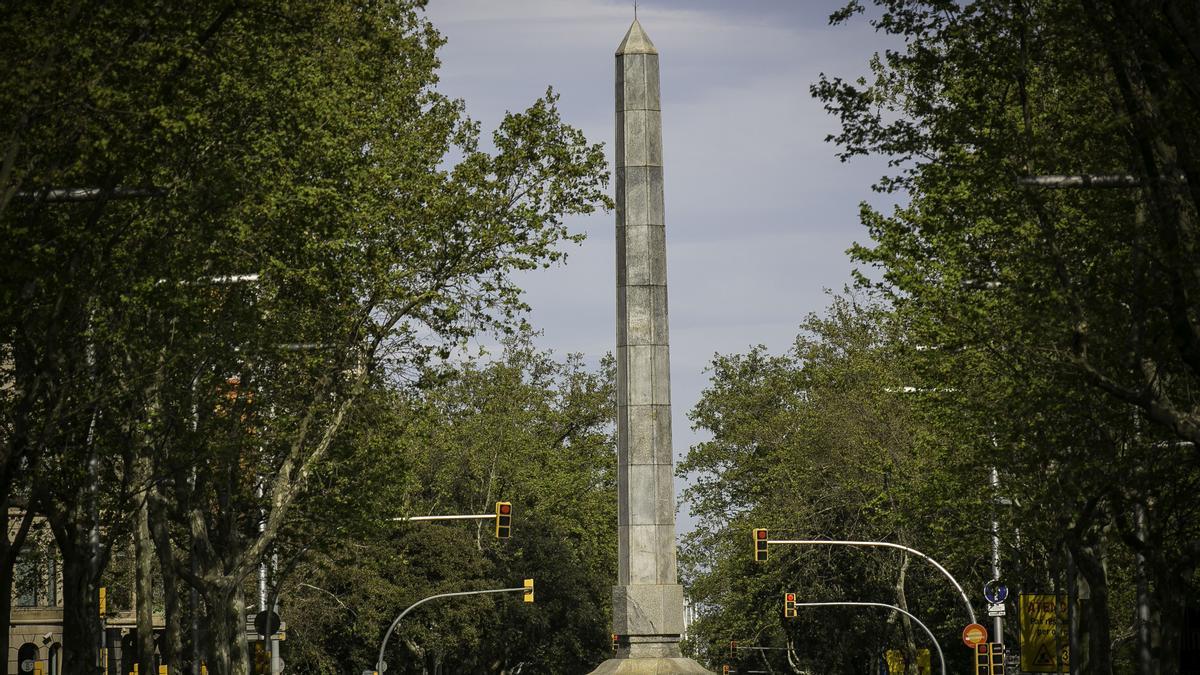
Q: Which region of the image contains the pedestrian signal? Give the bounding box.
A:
[753,528,768,561]
[523,578,534,603]
[784,592,797,618]
[496,501,512,539]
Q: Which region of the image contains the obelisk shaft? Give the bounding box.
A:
[612,18,686,659]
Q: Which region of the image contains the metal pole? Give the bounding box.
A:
[392,514,495,522]
[769,539,977,624]
[793,601,946,675]
[990,467,1004,643]
[375,587,527,672]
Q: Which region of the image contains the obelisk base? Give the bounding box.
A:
[589,583,712,673]
[588,657,712,674]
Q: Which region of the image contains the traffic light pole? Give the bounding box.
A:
[792,601,945,675]
[375,585,531,673]
[392,514,495,522]
[393,501,512,538]
[767,538,976,625]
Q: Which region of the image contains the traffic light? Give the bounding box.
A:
[753,528,768,561]
[523,578,534,603]
[612,634,619,652]
[784,592,797,618]
[722,666,730,675]
[729,640,737,659]
[496,501,512,539]
[975,642,1004,675]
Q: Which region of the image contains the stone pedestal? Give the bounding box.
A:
[590,17,710,675]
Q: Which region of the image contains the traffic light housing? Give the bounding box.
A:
[496,501,512,539]
[753,528,768,562]
[722,666,730,675]
[784,592,797,618]
[729,640,737,659]
[976,642,1004,675]
[612,634,619,652]
[523,578,534,603]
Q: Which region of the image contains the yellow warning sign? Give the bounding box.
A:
[1019,594,1069,673]
[885,649,931,675]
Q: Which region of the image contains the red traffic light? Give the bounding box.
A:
[753,528,768,562]
[977,644,988,654]
[786,593,795,601]
[495,502,513,539]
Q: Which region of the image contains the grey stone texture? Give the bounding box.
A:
[592,18,711,675]
[590,656,712,674]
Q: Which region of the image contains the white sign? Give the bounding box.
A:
[988,602,1007,617]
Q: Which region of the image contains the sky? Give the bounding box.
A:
[422,0,901,531]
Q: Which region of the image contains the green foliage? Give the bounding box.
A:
[282,336,616,674]
[1,1,612,671]
[808,1,1200,672]
[680,293,985,674]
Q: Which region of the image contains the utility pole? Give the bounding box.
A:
[991,467,1004,644]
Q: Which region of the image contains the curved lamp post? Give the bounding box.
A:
[375,585,529,673]
[767,538,976,624]
[793,601,946,675]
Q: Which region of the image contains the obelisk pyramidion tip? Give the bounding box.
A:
[616,18,657,55]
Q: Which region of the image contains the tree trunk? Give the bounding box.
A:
[0,500,35,665]
[149,494,183,674]
[58,533,102,675]
[206,583,250,675]
[1067,547,1082,675]
[1156,566,1187,675]
[892,552,920,675]
[136,490,158,675]
[1134,505,1155,675]
[1073,541,1113,675]
[0,562,13,672]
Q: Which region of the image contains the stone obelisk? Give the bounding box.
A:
[591,18,710,675]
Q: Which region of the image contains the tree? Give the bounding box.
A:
[813,1,1200,671]
[281,336,616,674]
[1,1,610,672]
[679,294,986,674]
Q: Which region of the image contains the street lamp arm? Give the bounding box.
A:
[793,601,946,675]
[375,586,526,672]
[768,539,976,624]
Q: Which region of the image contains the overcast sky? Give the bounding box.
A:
[422,0,901,530]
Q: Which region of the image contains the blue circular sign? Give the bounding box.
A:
[983,580,1009,603]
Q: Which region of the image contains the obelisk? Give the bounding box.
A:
[591,18,710,674]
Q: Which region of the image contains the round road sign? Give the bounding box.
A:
[20,659,34,673]
[962,622,989,648]
[984,579,1009,603]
